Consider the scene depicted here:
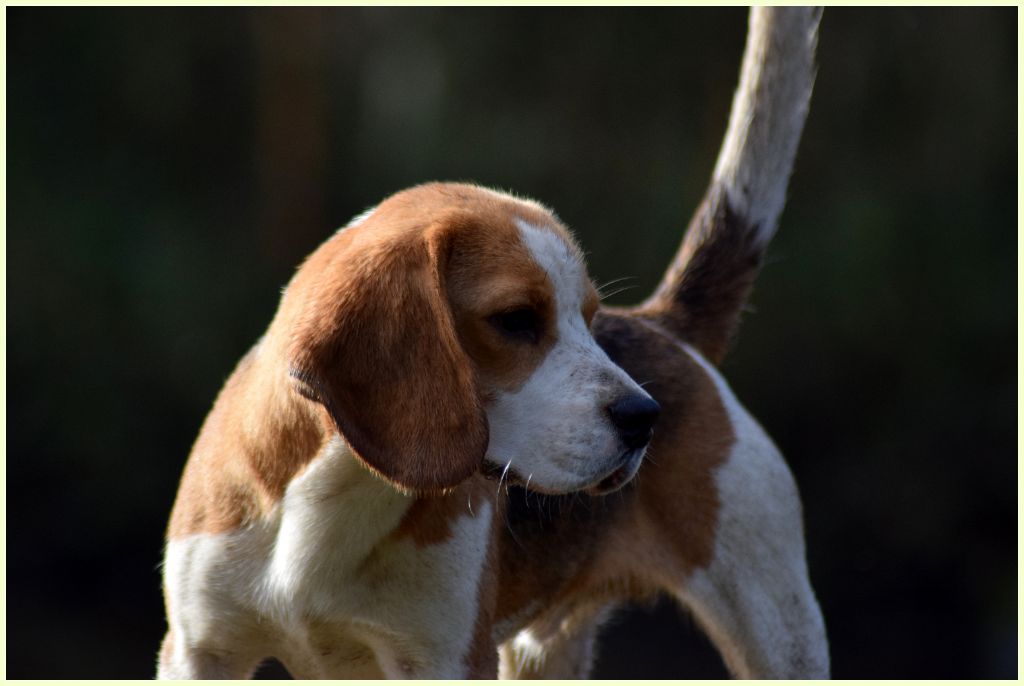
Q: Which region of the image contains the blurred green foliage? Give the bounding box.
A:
[7,7,1016,678]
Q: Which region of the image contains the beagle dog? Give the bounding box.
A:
[493,8,830,679]
[157,183,659,679]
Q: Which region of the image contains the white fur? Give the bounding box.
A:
[669,342,829,678]
[483,219,654,493]
[712,7,819,246]
[342,205,377,231]
[509,629,546,671]
[161,438,493,679]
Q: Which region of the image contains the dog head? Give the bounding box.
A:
[284,183,658,495]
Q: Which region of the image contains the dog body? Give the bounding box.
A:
[494,313,829,679]
[158,183,657,679]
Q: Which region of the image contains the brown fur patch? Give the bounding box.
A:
[391,475,492,548]
[607,313,734,577]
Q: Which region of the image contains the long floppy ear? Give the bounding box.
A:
[287,222,488,493]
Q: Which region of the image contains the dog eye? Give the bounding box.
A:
[489,308,541,343]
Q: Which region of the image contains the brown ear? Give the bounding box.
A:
[287,223,488,493]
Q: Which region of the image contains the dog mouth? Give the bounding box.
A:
[481,447,648,496]
[584,448,646,496]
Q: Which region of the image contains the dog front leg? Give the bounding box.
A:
[357,625,497,680]
[497,603,613,679]
[156,629,263,680]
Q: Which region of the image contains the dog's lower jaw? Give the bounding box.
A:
[584,447,647,496]
[483,446,647,497]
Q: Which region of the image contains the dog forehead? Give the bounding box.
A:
[513,218,587,309]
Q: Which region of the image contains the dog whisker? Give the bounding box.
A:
[595,275,637,294]
[497,458,513,498]
[598,285,640,302]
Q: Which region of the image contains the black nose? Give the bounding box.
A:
[607,395,660,450]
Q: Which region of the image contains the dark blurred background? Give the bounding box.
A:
[7,7,1016,679]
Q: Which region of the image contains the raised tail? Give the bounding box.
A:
[639,7,821,365]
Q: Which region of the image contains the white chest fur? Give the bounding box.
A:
[162,437,493,679]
